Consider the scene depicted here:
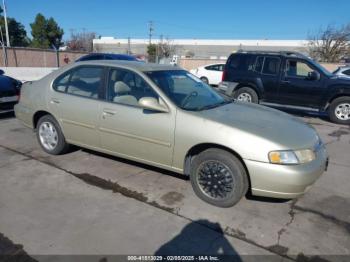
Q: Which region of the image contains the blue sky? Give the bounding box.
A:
[4,0,350,40]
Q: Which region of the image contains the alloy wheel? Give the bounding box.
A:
[237,92,252,102]
[335,103,350,120]
[38,121,58,151]
[196,160,235,200]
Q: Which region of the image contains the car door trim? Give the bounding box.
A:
[61,119,96,129]
[99,127,172,147]
[260,102,320,112]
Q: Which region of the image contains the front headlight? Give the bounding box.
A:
[269,149,316,165]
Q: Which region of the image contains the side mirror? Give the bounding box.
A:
[307,71,320,81]
[0,69,4,75]
[138,97,169,113]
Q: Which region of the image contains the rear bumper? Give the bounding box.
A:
[245,146,328,199]
[14,103,34,128]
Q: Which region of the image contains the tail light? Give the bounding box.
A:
[17,88,21,102]
[16,81,22,102]
[222,69,227,81]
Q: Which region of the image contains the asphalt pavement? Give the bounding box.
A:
[0,112,349,262]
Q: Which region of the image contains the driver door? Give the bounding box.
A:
[98,67,176,167]
[278,59,325,107]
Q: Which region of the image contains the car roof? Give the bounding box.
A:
[74,60,183,72]
[202,63,226,67]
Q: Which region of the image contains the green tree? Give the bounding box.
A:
[46,17,64,49]
[0,6,30,47]
[147,44,157,62]
[30,13,63,49]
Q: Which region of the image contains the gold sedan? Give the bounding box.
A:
[15,60,328,207]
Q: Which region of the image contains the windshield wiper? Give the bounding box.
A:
[197,100,232,111]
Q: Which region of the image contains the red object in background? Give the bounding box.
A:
[63,55,70,64]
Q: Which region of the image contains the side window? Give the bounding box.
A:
[218,64,225,71]
[343,69,350,76]
[205,65,218,71]
[286,60,313,77]
[108,68,158,106]
[54,73,71,92]
[228,55,254,72]
[254,57,264,73]
[262,57,280,75]
[53,67,104,99]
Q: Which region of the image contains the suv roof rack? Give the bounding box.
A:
[236,50,307,58]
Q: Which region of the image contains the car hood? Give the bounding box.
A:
[195,101,319,150]
[331,75,350,83]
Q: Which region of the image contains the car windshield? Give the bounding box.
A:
[145,70,231,111]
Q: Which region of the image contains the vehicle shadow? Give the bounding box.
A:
[80,148,293,204]
[81,148,189,181]
[0,111,15,120]
[245,191,290,203]
[154,219,241,260]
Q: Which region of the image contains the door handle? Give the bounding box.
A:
[50,99,60,104]
[102,109,116,117]
[281,80,290,84]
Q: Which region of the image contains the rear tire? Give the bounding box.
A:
[189,148,249,208]
[36,115,70,155]
[200,77,209,85]
[233,87,259,103]
[328,97,350,124]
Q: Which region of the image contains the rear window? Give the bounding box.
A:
[227,54,253,72]
[53,66,104,99]
[254,57,264,73]
[262,57,280,75]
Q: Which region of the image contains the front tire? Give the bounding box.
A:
[190,148,249,207]
[328,97,350,124]
[233,87,259,103]
[36,115,70,155]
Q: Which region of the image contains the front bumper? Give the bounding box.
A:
[245,145,328,199]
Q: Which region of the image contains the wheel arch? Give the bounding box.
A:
[33,110,54,129]
[183,143,251,189]
[233,83,261,99]
[324,93,350,110]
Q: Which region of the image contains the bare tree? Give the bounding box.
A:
[308,24,350,62]
[66,31,96,52]
[147,38,178,62]
[158,38,177,58]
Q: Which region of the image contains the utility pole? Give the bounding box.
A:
[148,21,154,45]
[2,0,10,47]
[127,37,131,55]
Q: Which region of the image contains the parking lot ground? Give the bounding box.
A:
[0,112,349,261]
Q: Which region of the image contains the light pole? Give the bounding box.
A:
[0,25,7,66]
[2,0,10,47]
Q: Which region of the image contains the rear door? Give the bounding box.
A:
[278,59,325,107]
[51,65,106,147]
[255,56,281,102]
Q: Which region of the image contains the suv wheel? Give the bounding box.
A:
[189,148,249,208]
[329,97,350,124]
[37,115,70,155]
[234,87,259,103]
